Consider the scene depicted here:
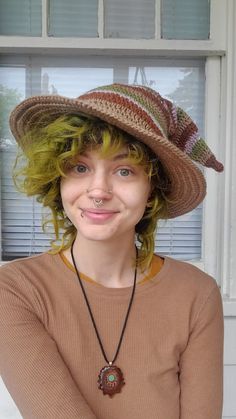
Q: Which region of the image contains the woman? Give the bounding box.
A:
[0,83,224,419]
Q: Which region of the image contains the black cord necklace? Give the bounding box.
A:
[70,241,138,397]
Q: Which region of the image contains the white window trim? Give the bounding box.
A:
[0,0,226,56]
[219,0,236,315]
[202,56,222,278]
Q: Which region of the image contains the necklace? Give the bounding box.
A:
[70,241,138,397]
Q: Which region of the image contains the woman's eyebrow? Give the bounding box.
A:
[112,153,129,161]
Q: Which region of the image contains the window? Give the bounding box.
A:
[0,56,205,261]
[0,0,42,36]
[104,0,156,39]
[48,0,98,37]
[161,0,210,40]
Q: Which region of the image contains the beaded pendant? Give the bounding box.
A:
[98,365,125,397]
[71,244,137,399]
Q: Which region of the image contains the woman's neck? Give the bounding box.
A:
[63,235,141,288]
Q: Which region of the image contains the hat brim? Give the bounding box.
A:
[9,95,206,219]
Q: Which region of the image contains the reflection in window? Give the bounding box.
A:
[41,68,113,97]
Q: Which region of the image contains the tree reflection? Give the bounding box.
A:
[0,85,22,148]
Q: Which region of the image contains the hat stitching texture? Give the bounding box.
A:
[9,83,223,218]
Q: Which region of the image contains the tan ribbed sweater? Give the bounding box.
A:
[0,253,224,419]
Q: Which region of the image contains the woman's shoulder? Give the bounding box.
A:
[0,252,52,272]
[0,253,66,313]
[154,255,223,327]
[156,254,219,296]
[0,252,59,286]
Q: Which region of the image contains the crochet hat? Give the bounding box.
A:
[9,83,224,218]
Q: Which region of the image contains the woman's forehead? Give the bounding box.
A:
[78,146,130,161]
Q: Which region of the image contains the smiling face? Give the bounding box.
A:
[60,148,151,244]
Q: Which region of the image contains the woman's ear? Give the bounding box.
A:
[146,189,154,208]
[146,199,153,208]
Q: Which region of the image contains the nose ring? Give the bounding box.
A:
[93,198,104,208]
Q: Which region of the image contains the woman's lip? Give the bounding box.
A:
[81,208,119,214]
[80,208,119,221]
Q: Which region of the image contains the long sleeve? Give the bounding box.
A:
[0,269,97,419]
[179,283,224,419]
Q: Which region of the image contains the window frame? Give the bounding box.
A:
[1,0,235,315]
[0,0,226,55]
[0,54,206,262]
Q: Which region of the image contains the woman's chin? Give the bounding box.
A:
[76,225,120,243]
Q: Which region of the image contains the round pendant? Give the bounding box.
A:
[98,365,125,397]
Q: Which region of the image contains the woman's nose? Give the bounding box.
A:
[86,172,113,199]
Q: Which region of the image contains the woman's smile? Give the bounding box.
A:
[60,149,151,242]
[80,208,120,222]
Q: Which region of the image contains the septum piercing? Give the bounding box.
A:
[93,198,104,208]
[86,188,111,208]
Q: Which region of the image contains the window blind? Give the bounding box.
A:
[0,0,211,41]
[0,0,42,36]
[156,209,202,259]
[0,56,205,261]
[1,150,53,258]
[161,0,210,40]
[104,0,155,39]
[48,0,98,37]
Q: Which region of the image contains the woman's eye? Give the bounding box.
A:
[74,164,88,173]
[118,168,132,177]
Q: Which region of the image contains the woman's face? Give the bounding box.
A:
[60,148,151,243]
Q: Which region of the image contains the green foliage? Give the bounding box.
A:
[0,84,22,144]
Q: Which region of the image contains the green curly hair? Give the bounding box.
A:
[13,114,172,270]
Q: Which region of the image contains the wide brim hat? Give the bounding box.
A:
[9,83,224,218]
